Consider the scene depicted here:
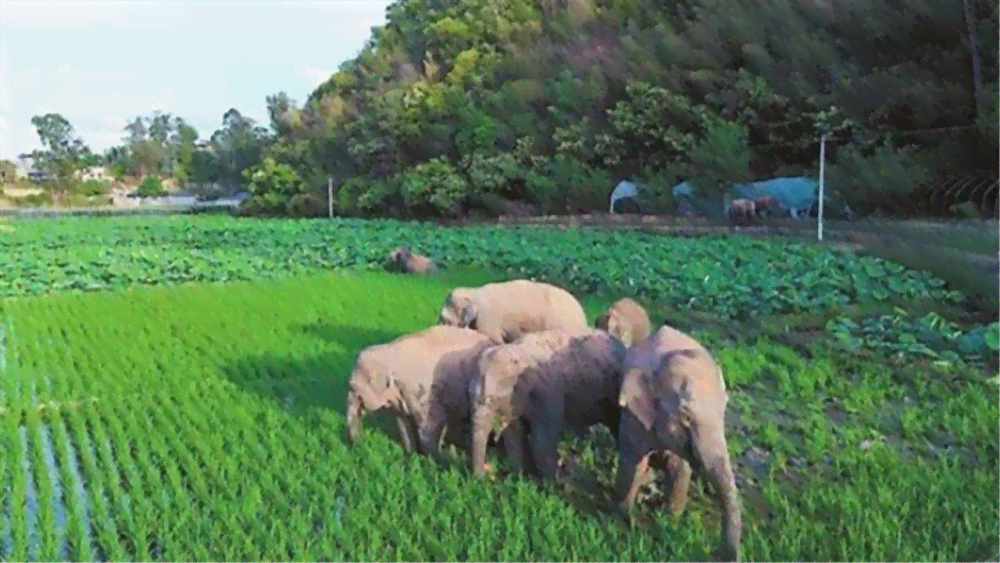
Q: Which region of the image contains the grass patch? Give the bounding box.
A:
[0,269,995,561]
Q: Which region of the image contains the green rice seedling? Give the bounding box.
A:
[50,417,93,562]
[27,415,60,562]
[5,416,29,562]
[0,264,995,561]
[64,406,123,561]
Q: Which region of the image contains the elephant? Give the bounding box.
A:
[345,325,495,455]
[468,327,628,481]
[613,324,742,562]
[438,279,589,345]
[595,297,652,348]
[753,196,778,219]
[726,198,757,227]
[387,246,437,274]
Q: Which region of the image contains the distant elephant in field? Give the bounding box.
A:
[726,198,756,227]
[613,324,742,562]
[387,246,437,274]
[753,196,778,219]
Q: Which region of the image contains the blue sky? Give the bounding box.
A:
[0,0,393,161]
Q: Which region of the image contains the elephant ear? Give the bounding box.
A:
[651,378,695,451]
[619,367,656,430]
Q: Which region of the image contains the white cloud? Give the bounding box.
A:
[1,62,179,157]
[1,0,184,27]
[0,1,392,159]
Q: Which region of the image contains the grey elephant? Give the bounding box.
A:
[438,279,589,345]
[469,326,628,481]
[345,325,494,454]
[595,297,652,348]
[613,324,742,561]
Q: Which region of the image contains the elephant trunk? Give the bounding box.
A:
[471,409,493,477]
[692,427,742,562]
[346,388,364,444]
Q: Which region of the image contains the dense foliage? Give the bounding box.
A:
[0,215,958,310]
[10,0,997,220]
[244,0,998,219]
[1,215,995,366]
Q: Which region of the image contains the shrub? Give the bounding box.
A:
[825,145,934,217]
[397,157,469,216]
[636,169,681,215]
[337,176,398,216]
[71,179,110,197]
[680,116,754,197]
[532,156,614,213]
[288,192,328,218]
[245,157,304,200]
[235,196,268,217]
[136,176,167,197]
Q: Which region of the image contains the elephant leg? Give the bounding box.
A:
[526,418,560,483]
[664,450,693,514]
[614,447,652,510]
[500,418,530,475]
[613,412,655,510]
[690,423,742,562]
[396,415,417,454]
[418,404,447,455]
[345,390,363,444]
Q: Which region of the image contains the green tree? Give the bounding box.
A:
[23,113,92,200]
[211,108,271,189]
[171,119,201,186]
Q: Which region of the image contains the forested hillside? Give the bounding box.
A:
[242,0,998,220]
[10,0,998,219]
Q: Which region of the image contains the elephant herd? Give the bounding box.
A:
[345,273,742,561]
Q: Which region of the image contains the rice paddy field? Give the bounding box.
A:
[0,214,997,561]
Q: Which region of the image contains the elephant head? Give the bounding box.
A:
[345,356,394,444]
[439,288,478,330]
[615,349,742,562]
[388,246,412,269]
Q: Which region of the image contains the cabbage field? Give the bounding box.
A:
[0,214,997,561]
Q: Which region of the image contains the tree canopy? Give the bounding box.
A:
[19,0,999,217]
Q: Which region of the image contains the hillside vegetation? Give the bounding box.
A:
[8,0,998,221]
[241,0,998,220]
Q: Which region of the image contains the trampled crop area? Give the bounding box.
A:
[0,215,997,561]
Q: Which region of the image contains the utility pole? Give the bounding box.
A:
[963,0,984,116]
[328,176,334,219]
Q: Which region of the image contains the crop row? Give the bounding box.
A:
[0,216,965,318]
